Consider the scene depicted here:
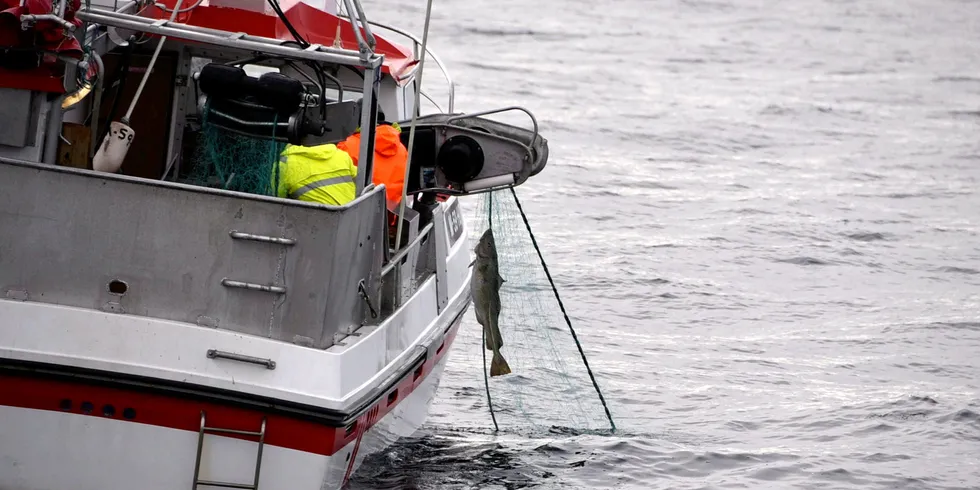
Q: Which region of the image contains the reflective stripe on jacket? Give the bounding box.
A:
[337,124,407,208]
[275,143,357,206]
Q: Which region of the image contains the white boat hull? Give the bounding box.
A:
[0,349,454,489]
[0,315,460,490]
[0,193,474,489]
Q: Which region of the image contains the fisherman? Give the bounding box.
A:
[274,142,358,206]
[336,107,408,212]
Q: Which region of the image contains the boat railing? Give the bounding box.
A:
[378,208,447,314]
[77,7,380,68]
[79,3,452,113]
[381,223,433,278]
[339,15,455,114]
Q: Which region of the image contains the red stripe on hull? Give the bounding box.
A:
[0,318,460,457]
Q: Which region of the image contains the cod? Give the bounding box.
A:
[470,228,511,377]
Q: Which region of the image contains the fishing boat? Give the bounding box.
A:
[0,0,549,486]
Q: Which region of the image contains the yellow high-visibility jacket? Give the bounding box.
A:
[275,143,357,206]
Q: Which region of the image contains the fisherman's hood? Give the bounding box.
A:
[369,124,403,158]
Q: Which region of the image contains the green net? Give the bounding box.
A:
[448,189,615,435]
[183,104,286,196]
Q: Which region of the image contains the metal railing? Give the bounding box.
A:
[381,222,433,277]
[77,8,382,68]
[337,15,455,114]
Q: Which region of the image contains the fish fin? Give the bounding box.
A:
[490,351,511,377]
[499,274,506,284]
[469,257,477,267]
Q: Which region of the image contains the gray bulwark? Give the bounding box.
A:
[0,159,387,349]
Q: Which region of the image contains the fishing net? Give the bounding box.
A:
[182,103,286,196]
[447,188,616,435]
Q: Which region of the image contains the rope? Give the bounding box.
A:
[121,0,186,124]
[394,0,434,251]
[508,187,616,432]
[482,191,499,431]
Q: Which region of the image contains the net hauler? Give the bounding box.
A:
[0,0,549,487]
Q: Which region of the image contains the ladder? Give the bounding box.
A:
[219,230,295,297]
[192,410,267,490]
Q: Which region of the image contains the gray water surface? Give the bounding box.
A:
[351,0,980,488]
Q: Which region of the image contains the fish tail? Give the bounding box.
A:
[489,351,511,377]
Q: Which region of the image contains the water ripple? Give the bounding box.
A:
[358,0,980,488]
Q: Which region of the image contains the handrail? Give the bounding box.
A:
[337,15,455,114]
[420,91,443,113]
[447,105,539,149]
[77,8,383,68]
[229,230,296,246]
[381,222,433,277]
[206,349,277,370]
[21,14,76,31]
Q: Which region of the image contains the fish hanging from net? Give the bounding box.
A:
[454,188,616,435]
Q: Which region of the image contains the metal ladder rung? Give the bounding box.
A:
[195,481,256,490]
[202,426,264,437]
[229,230,296,246]
[193,411,267,490]
[220,278,286,294]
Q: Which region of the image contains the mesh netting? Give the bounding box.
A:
[450,189,615,435]
[183,106,286,196]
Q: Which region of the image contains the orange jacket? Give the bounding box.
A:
[337,124,407,207]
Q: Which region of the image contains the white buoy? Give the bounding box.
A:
[93,121,135,173]
[91,0,185,173]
